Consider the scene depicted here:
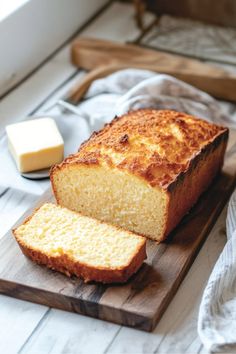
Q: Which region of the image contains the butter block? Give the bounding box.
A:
[6,118,64,173]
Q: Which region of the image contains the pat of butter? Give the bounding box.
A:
[6,118,64,173]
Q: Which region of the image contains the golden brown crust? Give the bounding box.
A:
[51,109,228,190]
[13,204,147,284]
[15,240,146,283]
[162,133,228,240]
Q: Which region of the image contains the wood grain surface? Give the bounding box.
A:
[68,37,236,103]
[0,130,236,332]
[145,0,236,28]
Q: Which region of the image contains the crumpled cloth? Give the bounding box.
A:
[1,69,236,351]
[0,69,230,194]
[198,191,236,353]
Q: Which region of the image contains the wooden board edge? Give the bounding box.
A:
[0,279,153,332]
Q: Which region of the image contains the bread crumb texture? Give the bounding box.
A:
[13,203,146,283]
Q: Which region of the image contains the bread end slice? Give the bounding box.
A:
[13,203,146,283]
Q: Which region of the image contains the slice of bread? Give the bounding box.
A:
[13,203,146,283]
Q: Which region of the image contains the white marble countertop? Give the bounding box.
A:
[0,2,235,353]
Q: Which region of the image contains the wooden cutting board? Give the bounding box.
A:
[0,130,236,332]
[68,37,236,103]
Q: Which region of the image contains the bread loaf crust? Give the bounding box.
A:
[51,109,228,190]
[51,109,228,241]
[164,131,228,238]
[15,242,146,283]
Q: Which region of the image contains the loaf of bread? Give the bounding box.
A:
[51,109,228,242]
[13,203,146,283]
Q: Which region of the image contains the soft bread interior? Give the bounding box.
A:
[53,165,168,241]
[14,203,145,270]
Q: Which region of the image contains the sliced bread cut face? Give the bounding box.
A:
[51,109,228,242]
[52,165,169,241]
[13,203,146,283]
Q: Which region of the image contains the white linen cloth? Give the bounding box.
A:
[1,69,236,351]
[198,192,236,353]
[0,69,232,194]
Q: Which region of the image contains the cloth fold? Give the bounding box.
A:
[1,69,236,351]
[2,69,230,194]
[198,191,236,353]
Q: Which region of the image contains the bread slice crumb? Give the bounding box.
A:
[13,203,146,283]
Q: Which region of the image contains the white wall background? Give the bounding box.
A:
[0,0,108,96]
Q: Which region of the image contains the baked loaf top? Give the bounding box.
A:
[55,109,228,189]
